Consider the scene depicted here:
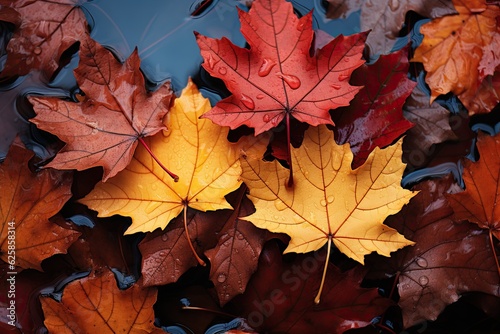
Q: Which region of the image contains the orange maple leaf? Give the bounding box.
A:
[412,0,500,109]
[0,141,80,270]
[41,269,162,333]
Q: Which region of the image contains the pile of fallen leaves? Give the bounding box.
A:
[1,0,499,333]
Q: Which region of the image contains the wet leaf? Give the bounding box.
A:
[0,141,80,271]
[205,186,273,305]
[446,131,500,239]
[81,79,269,234]
[41,268,162,333]
[403,84,459,157]
[0,0,87,79]
[240,125,416,263]
[139,207,230,287]
[366,175,500,327]
[412,0,500,108]
[196,0,367,135]
[229,242,392,333]
[326,0,457,56]
[332,46,415,168]
[29,35,173,181]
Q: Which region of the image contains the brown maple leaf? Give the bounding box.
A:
[366,175,500,328]
[29,34,173,181]
[0,140,80,270]
[41,268,163,333]
[446,132,500,246]
[0,0,88,79]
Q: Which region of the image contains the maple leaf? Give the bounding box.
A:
[446,132,500,243]
[196,0,367,181]
[0,0,87,79]
[81,80,269,263]
[0,141,80,271]
[412,0,500,108]
[326,0,457,56]
[240,125,416,301]
[366,175,500,327]
[332,46,415,168]
[403,84,459,158]
[41,269,162,333]
[241,124,415,262]
[229,242,392,333]
[204,185,273,305]
[29,35,173,181]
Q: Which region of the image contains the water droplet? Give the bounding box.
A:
[240,93,255,110]
[389,0,400,11]
[217,273,227,283]
[237,233,244,240]
[365,0,373,7]
[34,47,42,55]
[258,58,276,77]
[159,251,167,257]
[338,73,350,81]
[256,94,265,100]
[175,258,182,265]
[416,257,428,268]
[419,276,429,286]
[278,73,301,89]
[206,54,218,69]
[327,195,335,203]
[263,114,272,123]
[161,234,169,242]
[297,20,305,31]
[331,84,341,90]
[218,67,227,75]
[320,199,327,207]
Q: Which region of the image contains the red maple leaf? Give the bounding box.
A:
[196,0,366,136]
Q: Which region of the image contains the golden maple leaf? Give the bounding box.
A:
[412,0,500,108]
[81,79,269,241]
[240,125,416,264]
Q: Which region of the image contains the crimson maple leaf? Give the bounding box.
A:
[196,0,366,135]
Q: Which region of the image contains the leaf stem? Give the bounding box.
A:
[286,113,294,188]
[489,230,500,280]
[138,137,179,182]
[183,203,206,266]
[314,235,332,304]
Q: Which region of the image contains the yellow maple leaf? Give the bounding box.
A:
[412,0,500,107]
[81,79,269,241]
[240,125,416,264]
